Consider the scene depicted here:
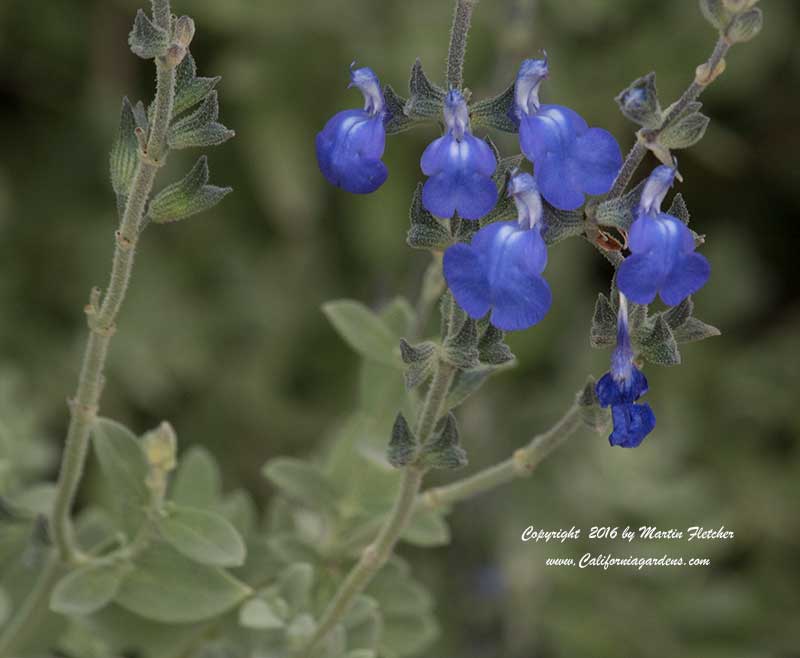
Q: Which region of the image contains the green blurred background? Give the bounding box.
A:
[1,0,798,656]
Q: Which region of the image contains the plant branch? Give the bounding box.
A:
[0,552,61,657]
[446,0,476,89]
[303,359,456,656]
[605,35,730,200]
[421,391,586,510]
[51,5,176,564]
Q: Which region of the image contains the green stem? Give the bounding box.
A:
[446,0,476,89]
[421,394,585,510]
[605,35,730,200]
[0,552,61,657]
[302,360,456,656]
[50,18,176,564]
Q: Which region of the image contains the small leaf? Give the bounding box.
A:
[148,156,231,223]
[443,317,479,370]
[238,597,285,629]
[699,0,732,29]
[170,445,221,507]
[114,543,251,623]
[322,300,401,367]
[277,562,314,614]
[542,203,585,246]
[262,457,341,511]
[477,324,515,366]
[420,414,467,470]
[659,112,710,150]
[387,413,417,468]
[667,192,691,224]
[663,296,694,329]
[406,59,445,120]
[167,91,234,150]
[50,563,126,616]
[173,52,221,117]
[91,419,149,532]
[383,84,415,135]
[594,179,647,231]
[636,315,681,366]
[407,184,451,250]
[590,293,617,348]
[672,316,721,343]
[109,98,139,198]
[470,81,517,132]
[344,595,380,629]
[577,376,611,432]
[158,504,246,567]
[445,367,492,410]
[381,614,439,656]
[128,9,169,59]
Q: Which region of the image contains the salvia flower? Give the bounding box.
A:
[514,57,622,211]
[443,172,551,331]
[315,65,388,194]
[617,165,710,306]
[595,294,656,448]
[420,89,498,220]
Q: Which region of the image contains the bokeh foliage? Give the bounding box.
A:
[0,0,798,656]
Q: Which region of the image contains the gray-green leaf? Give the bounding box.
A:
[659,112,710,150]
[262,457,341,511]
[110,98,139,198]
[158,504,246,567]
[148,156,231,223]
[114,543,251,623]
[173,52,221,117]
[322,300,401,367]
[50,563,127,616]
[167,91,235,150]
[128,9,169,59]
[238,597,285,629]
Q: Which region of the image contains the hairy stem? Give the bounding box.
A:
[0,552,61,657]
[51,3,175,564]
[303,360,455,656]
[446,0,476,89]
[606,35,730,199]
[421,393,585,509]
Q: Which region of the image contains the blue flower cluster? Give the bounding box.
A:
[316,58,714,450]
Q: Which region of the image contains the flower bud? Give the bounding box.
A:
[615,72,661,129]
[143,421,177,498]
[698,0,731,30]
[725,7,763,43]
[164,43,187,68]
[174,15,196,49]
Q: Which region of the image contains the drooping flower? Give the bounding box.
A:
[514,56,622,211]
[616,165,710,306]
[315,65,388,194]
[420,89,497,220]
[443,172,551,331]
[595,293,656,448]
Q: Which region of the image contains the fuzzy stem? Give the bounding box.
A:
[446,0,476,89]
[51,5,176,564]
[421,394,585,510]
[606,36,730,199]
[303,360,455,656]
[0,552,61,657]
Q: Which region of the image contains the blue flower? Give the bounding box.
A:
[595,294,656,448]
[420,89,498,220]
[443,172,551,331]
[514,57,622,211]
[617,165,710,306]
[315,65,388,194]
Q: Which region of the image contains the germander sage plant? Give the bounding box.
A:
[0,0,763,657]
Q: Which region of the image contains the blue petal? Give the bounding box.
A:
[481,223,551,330]
[596,367,647,407]
[616,253,665,304]
[316,110,387,194]
[443,243,492,320]
[609,403,656,448]
[519,105,621,211]
[660,252,711,306]
[421,134,498,220]
[574,127,622,195]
